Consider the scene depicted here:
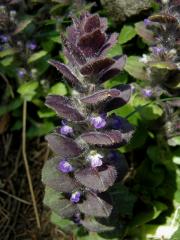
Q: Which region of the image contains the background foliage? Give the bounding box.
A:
[0,0,179,239]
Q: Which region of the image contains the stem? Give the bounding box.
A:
[22,100,41,229]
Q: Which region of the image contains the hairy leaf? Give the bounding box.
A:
[42,157,80,193]
[84,14,101,33]
[44,187,78,218]
[48,60,80,86]
[102,84,131,112]
[78,29,106,57]
[75,165,117,192]
[99,33,118,56]
[45,95,84,121]
[46,133,83,158]
[81,217,114,232]
[99,55,126,83]
[78,192,112,217]
[62,35,86,65]
[80,58,115,75]
[80,130,122,147]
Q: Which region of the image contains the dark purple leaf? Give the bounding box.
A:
[81,217,114,232]
[80,58,115,75]
[106,151,128,181]
[80,130,122,147]
[99,55,126,83]
[78,191,112,217]
[102,84,131,112]
[84,14,100,32]
[42,157,80,193]
[80,89,122,105]
[45,95,84,121]
[67,25,79,44]
[75,165,117,192]
[98,33,118,56]
[45,133,83,158]
[48,60,80,86]
[77,29,106,57]
[62,35,86,65]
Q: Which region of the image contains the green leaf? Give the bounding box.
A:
[118,25,136,44]
[110,184,137,217]
[0,48,18,58]
[125,56,147,80]
[37,109,56,118]
[27,121,55,138]
[0,98,22,116]
[168,136,180,146]
[50,212,75,232]
[14,17,32,34]
[107,43,122,58]
[28,50,48,63]
[133,95,163,120]
[150,61,177,70]
[49,82,67,96]
[173,149,180,165]
[17,81,39,101]
[1,56,14,66]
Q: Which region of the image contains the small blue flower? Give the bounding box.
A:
[70,191,81,203]
[87,151,103,168]
[17,69,26,78]
[144,19,152,27]
[26,41,37,51]
[142,88,153,97]
[111,115,122,129]
[151,46,164,55]
[90,115,106,129]
[58,160,73,173]
[60,125,73,135]
[0,35,9,43]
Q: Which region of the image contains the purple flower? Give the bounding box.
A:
[58,160,73,173]
[90,115,106,129]
[0,35,9,43]
[70,191,81,203]
[17,69,26,78]
[142,88,153,97]
[144,19,152,27]
[60,125,73,135]
[87,151,103,168]
[26,41,37,51]
[110,115,122,129]
[151,47,164,55]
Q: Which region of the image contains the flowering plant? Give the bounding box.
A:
[42,12,134,232]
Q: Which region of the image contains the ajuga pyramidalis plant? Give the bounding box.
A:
[42,12,134,232]
[142,0,180,96]
[140,0,180,140]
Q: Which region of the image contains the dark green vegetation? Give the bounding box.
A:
[0,0,179,239]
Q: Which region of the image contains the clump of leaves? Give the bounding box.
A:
[141,0,180,95]
[42,12,134,232]
[136,0,180,142]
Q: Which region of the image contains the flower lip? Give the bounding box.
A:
[70,191,81,203]
[58,160,74,173]
[60,125,73,135]
[142,88,153,97]
[87,151,103,168]
[90,115,106,129]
